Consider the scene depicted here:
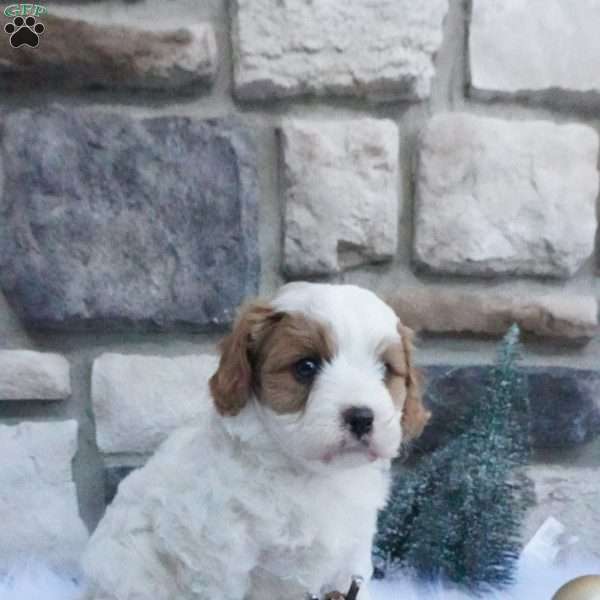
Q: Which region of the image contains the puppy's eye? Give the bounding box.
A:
[293,357,321,384]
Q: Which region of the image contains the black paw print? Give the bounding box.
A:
[4,16,45,48]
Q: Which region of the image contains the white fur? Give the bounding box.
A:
[82,283,406,600]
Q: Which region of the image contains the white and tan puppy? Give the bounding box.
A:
[82,283,430,600]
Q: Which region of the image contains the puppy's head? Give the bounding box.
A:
[210,283,429,468]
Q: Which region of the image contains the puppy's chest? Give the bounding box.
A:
[247,470,383,570]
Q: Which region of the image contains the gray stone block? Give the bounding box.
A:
[418,366,600,453]
[527,368,600,449]
[0,106,259,330]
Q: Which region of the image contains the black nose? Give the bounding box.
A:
[343,406,374,439]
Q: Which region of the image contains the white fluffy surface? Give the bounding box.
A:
[0,563,83,600]
[2,556,599,600]
[371,555,600,599]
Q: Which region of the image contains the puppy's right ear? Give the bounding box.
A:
[209,302,279,417]
[398,324,431,442]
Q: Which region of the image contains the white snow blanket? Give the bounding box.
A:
[1,518,598,600]
[0,562,82,600]
[2,557,600,600]
[371,556,600,599]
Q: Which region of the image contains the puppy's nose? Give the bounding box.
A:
[343,406,374,439]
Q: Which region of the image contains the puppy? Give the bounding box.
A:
[82,282,430,600]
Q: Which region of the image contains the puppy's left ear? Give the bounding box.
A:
[209,302,280,417]
[398,324,431,442]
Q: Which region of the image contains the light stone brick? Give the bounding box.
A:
[525,465,600,560]
[282,119,399,277]
[91,353,219,454]
[232,0,448,101]
[0,350,70,400]
[0,15,217,91]
[470,0,600,99]
[414,113,599,277]
[390,289,598,342]
[0,420,88,570]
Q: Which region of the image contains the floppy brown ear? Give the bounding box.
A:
[398,324,431,442]
[209,302,279,417]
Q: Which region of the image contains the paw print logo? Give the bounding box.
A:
[4,16,45,48]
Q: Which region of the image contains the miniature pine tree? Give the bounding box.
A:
[374,324,533,590]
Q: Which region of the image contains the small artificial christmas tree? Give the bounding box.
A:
[374,325,533,591]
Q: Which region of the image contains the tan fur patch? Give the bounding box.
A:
[381,341,409,408]
[209,301,282,417]
[382,325,431,442]
[254,313,336,414]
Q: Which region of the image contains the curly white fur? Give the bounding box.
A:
[82,284,410,600]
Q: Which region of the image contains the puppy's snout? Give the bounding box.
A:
[343,406,374,439]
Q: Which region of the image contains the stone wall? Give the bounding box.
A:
[1,0,599,567]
